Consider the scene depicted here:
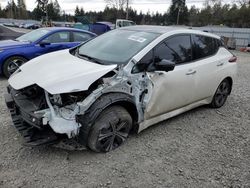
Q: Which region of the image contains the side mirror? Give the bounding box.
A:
[155,59,175,72]
[39,41,51,47]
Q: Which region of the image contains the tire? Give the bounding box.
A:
[210,79,231,108]
[3,56,27,78]
[87,105,132,153]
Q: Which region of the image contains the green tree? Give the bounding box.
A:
[17,0,27,19]
[188,6,199,26]
[198,5,212,25]
[169,0,189,25]
[34,0,48,22]
[36,0,48,13]
[0,4,6,17]
[46,0,61,20]
[104,0,128,10]
[5,0,18,18]
[80,7,84,16]
[75,5,80,16]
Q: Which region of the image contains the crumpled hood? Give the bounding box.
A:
[9,49,117,94]
[0,40,30,49]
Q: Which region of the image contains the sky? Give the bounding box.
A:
[0,0,232,14]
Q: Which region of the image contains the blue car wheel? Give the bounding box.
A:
[3,56,27,78]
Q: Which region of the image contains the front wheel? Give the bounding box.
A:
[210,79,231,108]
[87,106,132,152]
[3,56,27,78]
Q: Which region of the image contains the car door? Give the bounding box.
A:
[143,34,197,119]
[38,31,72,54]
[190,34,223,101]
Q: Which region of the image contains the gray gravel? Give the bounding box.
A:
[0,51,249,188]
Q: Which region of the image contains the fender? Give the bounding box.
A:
[76,92,138,146]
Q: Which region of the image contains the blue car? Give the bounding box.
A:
[0,27,96,77]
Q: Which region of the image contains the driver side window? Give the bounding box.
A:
[42,31,70,43]
[133,34,192,73]
[133,42,171,73]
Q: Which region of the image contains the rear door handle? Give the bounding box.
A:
[217,62,224,67]
[186,70,196,75]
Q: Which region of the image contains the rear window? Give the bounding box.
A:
[73,32,93,42]
[192,35,219,60]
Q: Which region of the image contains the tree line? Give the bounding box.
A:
[1,0,250,28]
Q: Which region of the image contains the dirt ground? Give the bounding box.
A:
[0,51,249,188]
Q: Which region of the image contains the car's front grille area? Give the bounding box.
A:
[5,87,59,146]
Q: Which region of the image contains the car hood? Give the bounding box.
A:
[0,40,30,49]
[9,49,117,94]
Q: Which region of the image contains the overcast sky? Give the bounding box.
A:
[0,0,232,14]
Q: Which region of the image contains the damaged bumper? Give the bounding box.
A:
[5,86,59,146]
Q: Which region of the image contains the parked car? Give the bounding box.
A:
[0,27,96,77]
[115,19,136,28]
[19,23,25,28]
[3,22,16,27]
[25,23,41,30]
[5,26,237,152]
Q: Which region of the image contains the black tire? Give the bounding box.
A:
[210,79,231,108]
[88,105,132,153]
[3,56,27,78]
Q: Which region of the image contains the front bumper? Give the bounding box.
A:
[4,89,59,146]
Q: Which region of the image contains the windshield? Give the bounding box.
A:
[16,29,50,42]
[78,29,160,65]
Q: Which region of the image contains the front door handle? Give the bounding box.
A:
[186,70,196,75]
[217,62,224,67]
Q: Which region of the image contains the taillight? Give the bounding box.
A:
[229,56,237,63]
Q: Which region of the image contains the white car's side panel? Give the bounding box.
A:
[194,48,237,101]
[132,30,237,132]
[9,50,117,94]
[139,97,212,132]
[144,63,196,120]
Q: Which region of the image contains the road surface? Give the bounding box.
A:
[0,25,23,40]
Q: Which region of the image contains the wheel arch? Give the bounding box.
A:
[224,76,233,94]
[1,54,29,70]
[77,92,139,146]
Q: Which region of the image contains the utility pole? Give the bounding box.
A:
[176,8,180,25]
[126,0,129,20]
[176,0,184,25]
[63,10,66,24]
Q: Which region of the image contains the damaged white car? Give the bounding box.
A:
[5,26,237,152]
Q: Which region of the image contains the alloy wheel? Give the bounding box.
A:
[7,58,25,75]
[214,81,230,107]
[97,119,130,152]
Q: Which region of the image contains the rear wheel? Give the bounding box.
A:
[210,79,231,108]
[3,56,27,78]
[88,106,132,152]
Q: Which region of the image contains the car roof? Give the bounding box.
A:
[120,25,220,39]
[40,27,96,35]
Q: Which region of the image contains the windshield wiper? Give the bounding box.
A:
[78,53,104,65]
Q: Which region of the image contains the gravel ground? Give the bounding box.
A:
[0,51,249,188]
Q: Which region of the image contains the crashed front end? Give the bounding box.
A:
[4,62,151,148]
[4,84,87,146]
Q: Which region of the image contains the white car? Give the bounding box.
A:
[5,26,237,152]
[115,19,136,28]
